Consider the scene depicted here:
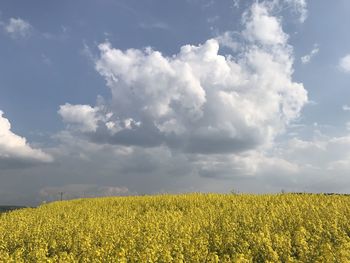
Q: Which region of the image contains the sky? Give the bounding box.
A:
[1,0,350,205]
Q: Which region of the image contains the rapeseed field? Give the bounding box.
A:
[1,193,350,262]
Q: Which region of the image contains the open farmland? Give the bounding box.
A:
[1,194,350,262]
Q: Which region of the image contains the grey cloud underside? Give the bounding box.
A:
[0,157,51,170]
[85,119,261,154]
[88,119,165,148]
[5,129,350,206]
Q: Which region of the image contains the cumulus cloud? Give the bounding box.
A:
[301,44,319,64]
[61,2,307,155]
[339,54,350,73]
[48,1,312,201]
[3,18,32,38]
[0,111,53,168]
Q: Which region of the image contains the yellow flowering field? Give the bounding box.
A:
[1,193,350,262]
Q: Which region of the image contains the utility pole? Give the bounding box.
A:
[59,192,64,201]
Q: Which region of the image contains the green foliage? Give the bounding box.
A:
[1,194,350,262]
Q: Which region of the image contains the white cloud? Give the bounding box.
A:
[242,3,288,45]
[275,134,350,175]
[301,44,319,64]
[58,103,142,135]
[0,111,52,167]
[194,150,299,179]
[342,105,350,111]
[195,132,350,191]
[339,54,350,73]
[58,103,102,132]
[283,0,308,23]
[215,31,239,51]
[230,0,308,23]
[4,18,32,38]
[233,0,240,8]
[281,135,350,179]
[61,2,307,155]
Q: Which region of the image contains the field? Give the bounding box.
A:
[1,194,350,262]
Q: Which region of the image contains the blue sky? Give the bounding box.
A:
[1,0,350,205]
